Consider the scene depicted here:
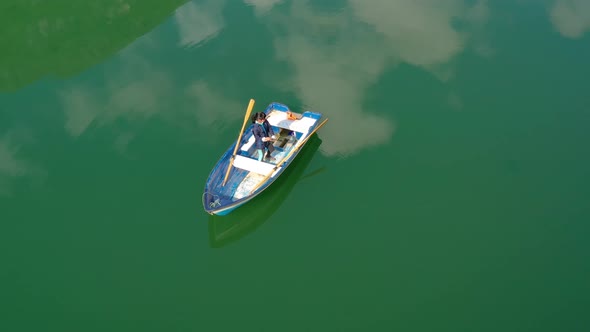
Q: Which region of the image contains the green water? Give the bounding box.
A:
[1,1,589,331]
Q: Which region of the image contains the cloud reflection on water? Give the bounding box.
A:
[244,0,283,16]
[60,48,175,140]
[0,134,42,196]
[59,0,227,147]
[185,81,242,130]
[175,0,226,47]
[268,0,489,157]
[0,139,27,175]
[550,0,590,39]
[59,0,492,158]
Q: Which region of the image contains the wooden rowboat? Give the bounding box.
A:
[202,100,328,215]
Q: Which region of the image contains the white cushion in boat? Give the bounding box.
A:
[233,155,279,175]
[241,135,255,151]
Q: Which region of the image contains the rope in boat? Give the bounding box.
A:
[203,192,221,209]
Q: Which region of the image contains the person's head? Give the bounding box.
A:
[251,112,266,124]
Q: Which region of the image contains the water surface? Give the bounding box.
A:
[1,1,589,331]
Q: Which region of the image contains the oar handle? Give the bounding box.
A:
[222,99,256,186]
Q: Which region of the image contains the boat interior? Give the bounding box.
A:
[238,110,312,165]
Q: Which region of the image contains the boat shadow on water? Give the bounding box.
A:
[207,134,324,248]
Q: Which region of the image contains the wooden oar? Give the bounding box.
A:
[251,117,329,193]
[222,98,256,186]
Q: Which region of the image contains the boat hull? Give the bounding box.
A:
[203,102,323,215]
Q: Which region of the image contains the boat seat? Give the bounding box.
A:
[232,155,280,176]
[241,135,255,152]
[266,112,317,134]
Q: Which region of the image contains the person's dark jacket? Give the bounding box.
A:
[252,120,275,150]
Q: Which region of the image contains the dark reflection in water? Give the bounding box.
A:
[208,134,323,248]
[0,0,190,91]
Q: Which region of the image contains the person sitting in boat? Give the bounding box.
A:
[251,112,277,162]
